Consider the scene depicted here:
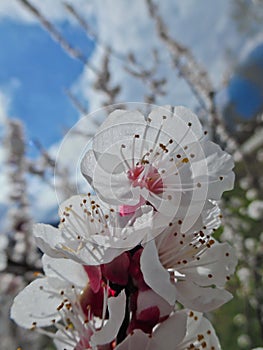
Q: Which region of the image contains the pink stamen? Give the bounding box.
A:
[128,164,164,193]
[120,164,164,216]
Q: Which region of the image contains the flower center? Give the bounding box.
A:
[127,164,164,194]
[119,164,164,216]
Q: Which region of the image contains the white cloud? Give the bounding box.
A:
[73,0,245,112]
[0,0,94,24]
[0,90,9,124]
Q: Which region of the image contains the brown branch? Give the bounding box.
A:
[64,2,128,62]
[17,0,98,73]
[3,258,43,277]
[64,3,98,42]
[65,89,89,115]
[146,0,214,109]
[65,2,167,100]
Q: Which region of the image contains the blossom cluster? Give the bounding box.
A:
[11,106,237,349]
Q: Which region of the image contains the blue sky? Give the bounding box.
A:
[223,42,263,120]
[0,19,94,153]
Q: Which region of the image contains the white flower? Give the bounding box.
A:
[81,106,234,233]
[11,255,126,350]
[34,194,168,264]
[115,310,221,350]
[140,203,237,311]
[248,200,263,220]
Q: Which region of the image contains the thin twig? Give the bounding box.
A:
[65,89,89,115]
[17,0,98,73]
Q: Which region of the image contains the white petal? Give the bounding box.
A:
[141,240,177,305]
[142,209,174,243]
[80,149,96,186]
[152,311,187,349]
[148,105,173,127]
[34,222,118,266]
[33,224,66,258]
[190,140,235,199]
[93,110,145,156]
[193,316,221,350]
[58,194,88,219]
[11,278,62,328]
[181,312,221,350]
[179,242,237,287]
[90,290,126,346]
[137,289,173,318]
[53,330,75,350]
[148,190,181,219]
[181,200,221,235]
[179,140,234,232]
[56,240,126,266]
[176,281,233,312]
[171,106,203,142]
[42,255,88,289]
[97,109,145,134]
[115,330,150,350]
[92,161,139,206]
[148,106,203,147]
[116,311,187,350]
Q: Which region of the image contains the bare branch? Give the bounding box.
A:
[65,88,89,115]
[93,49,122,106]
[3,258,42,278]
[4,120,37,266]
[65,2,167,101]
[146,0,214,110]
[64,2,127,62]
[17,0,98,73]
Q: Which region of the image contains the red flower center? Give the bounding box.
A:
[120,164,164,216]
[127,164,163,194]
